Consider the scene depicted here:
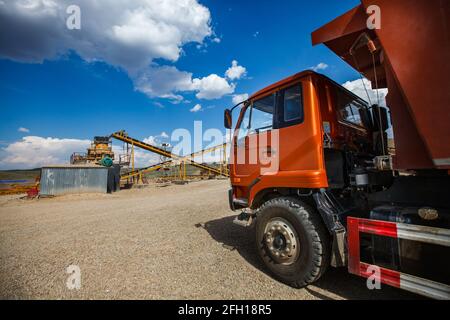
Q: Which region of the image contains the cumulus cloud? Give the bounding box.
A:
[134,66,194,101]
[192,74,235,99]
[225,60,247,80]
[160,131,169,139]
[0,0,211,68]
[131,149,161,168]
[0,0,236,101]
[111,144,160,168]
[143,136,157,145]
[232,93,249,105]
[135,66,235,101]
[0,136,90,169]
[143,132,169,145]
[342,78,388,108]
[343,78,392,137]
[190,104,202,112]
[18,127,30,133]
[311,62,328,72]
[0,134,168,169]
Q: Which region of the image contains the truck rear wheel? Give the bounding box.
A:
[255,196,330,288]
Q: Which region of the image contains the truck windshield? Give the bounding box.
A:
[250,94,275,134]
[236,94,275,140]
[237,104,251,141]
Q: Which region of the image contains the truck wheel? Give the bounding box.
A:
[255,197,330,288]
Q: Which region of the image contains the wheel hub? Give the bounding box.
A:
[263,218,299,265]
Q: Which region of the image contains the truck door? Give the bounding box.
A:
[234,93,276,179]
[276,81,315,173]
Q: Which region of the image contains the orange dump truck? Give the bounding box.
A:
[224,0,450,299]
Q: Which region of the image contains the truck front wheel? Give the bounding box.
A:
[255,197,330,288]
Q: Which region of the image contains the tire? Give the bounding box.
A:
[255,196,330,288]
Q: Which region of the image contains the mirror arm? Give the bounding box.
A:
[230,100,246,112]
[225,100,248,129]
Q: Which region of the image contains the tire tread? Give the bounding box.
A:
[256,196,330,288]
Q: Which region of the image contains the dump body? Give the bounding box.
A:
[312,0,450,170]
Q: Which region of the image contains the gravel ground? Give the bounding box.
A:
[0,180,420,300]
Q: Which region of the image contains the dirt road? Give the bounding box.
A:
[0,180,419,299]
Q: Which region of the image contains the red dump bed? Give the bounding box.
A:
[312,0,450,170]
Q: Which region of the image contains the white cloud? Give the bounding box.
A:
[225,60,247,80]
[143,136,157,145]
[153,102,165,109]
[311,62,328,72]
[112,144,160,168]
[143,132,169,146]
[0,136,90,169]
[343,78,392,137]
[134,66,193,101]
[132,149,161,168]
[134,66,235,101]
[232,93,249,105]
[160,131,169,139]
[0,135,168,169]
[18,127,30,133]
[0,0,219,101]
[190,104,202,112]
[192,74,235,99]
[0,1,243,102]
[342,78,388,108]
[0,0,212,68]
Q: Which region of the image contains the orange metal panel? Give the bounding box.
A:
[364,0,450,169]
[231,73,329,206]
[311,5,367,46]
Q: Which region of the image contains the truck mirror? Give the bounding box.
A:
[224,109,232,129]
[372,105,389,132]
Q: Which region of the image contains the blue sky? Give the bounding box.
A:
[0,0,367,169]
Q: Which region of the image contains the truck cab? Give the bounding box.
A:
[227,70,378,212]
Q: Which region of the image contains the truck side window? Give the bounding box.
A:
[283,85,303,122]
[340,102,362,126]
[337,90,366,127]
[276,84,304,128]
[250,94,275,134]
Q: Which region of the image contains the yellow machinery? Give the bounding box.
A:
[120,160,172,181]
[71,136,114,165]
[111,131,229,184]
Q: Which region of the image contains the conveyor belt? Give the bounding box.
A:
[120,160,172,180]
[111,131,229,177]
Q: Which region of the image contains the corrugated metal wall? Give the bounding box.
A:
[40,167,109,195]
